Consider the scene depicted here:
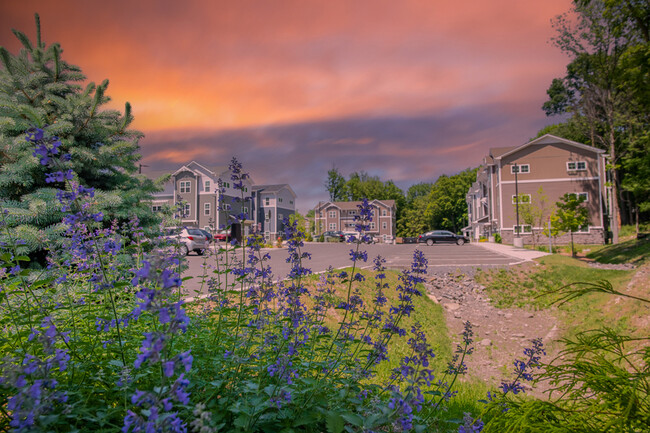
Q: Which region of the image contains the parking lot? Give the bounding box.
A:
[181,242,524,297]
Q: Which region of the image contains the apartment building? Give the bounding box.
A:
[150,161,254,232]
[314,200,396,242]
[251,184,297,241]
[466,134,607,245]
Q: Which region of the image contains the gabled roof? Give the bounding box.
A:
[316,200,395,211]
[253,184,297,198]
[495,134,604,160]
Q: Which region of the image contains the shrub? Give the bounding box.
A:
[0,129,477,432]
[494,233,502,244]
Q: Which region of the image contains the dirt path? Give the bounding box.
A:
[425,271,561,397]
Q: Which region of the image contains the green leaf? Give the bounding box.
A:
[326,412,345,433]
[340,413,363,427]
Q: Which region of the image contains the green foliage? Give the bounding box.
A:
[0,15,160,254]
[516,187,554,248]
[397,168,477,237]
[551,193,589,256]
[541,0,650,224]
[324,166,347,202]
[494,233,502,244]
[482,281,650,432]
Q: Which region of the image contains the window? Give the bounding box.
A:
[183,203,191,217]
[204,180,211,192]
[567,161,587,171]
[279,198,283,203]
[180,181,191,193]
[319,211,322,217]
[349,210,357,215]
[369,222,376,229]
[266,210,271,221]
[568,192,589,202]
[329,223,337,230]
[204,203,211,215]
[290,200,293,204]
[511,164,529,174]
[152,205,162,212]
[278,213,283,220]
[382,222,387,230]
[512,194,531,204]
[382,210,387,216]
[576,225,589,233]
[265,197,270,205]
[513,225,532,235]
[328,211,336,218]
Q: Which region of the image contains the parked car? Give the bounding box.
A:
[214,229,232,242]
[164,227,209,255]
[196,228,213,243]
[418,230,469,246]
[322,231,345,242]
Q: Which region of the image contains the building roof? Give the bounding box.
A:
[317,199,396,211]
[494,134,604,160]
[253,184,297,198]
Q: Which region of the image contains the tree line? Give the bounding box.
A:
[325,166,478,236]
[540,0,649,242]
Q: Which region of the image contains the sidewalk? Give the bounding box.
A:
[474,241,549,262]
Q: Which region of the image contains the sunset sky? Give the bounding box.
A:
[0,0,573,212]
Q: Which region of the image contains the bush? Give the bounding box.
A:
[1,131,479,432]
[319,234,324,242]
[494,233,502,244]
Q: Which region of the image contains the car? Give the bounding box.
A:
[163,227,209,255]
[196,228,214,243]
[213,229,232,242]
[418,230,469,246]
[322,231,345,242]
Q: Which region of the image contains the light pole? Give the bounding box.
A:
[514,162,520,238]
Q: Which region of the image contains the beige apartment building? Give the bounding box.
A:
[466,134,608,245]
[314,200,396,242]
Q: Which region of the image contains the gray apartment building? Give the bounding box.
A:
[314,200,396,243]
[466,134,607,245]
[251,184,297,241]
[150,161,254,233]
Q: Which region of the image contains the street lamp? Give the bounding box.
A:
[513,162,520,238]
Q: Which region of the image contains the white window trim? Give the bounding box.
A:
[184,203,191,216]
[511,164,530,174]
[566,161,587,171]
[568,192,589,202]
[512,194,531,204]
[329,223,337,230]
[204,180,211,192]
[180,180,191,193]
[382,221,387,229]
[204,202,211,215]
[328,211,336,218]
[575,225,590,233]
[513,224,533,234]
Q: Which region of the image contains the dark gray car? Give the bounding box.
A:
[418,230,469,246]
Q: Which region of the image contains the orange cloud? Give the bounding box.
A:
[1,0,573,134]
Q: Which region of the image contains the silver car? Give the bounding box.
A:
[164,227,209,256]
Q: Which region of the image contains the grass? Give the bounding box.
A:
[585,236,650,265]
[476,241,648,340]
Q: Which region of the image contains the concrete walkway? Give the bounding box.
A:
[474,241,549,262]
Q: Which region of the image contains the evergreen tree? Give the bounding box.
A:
[0,14,159,255]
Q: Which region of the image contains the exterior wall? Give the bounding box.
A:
[314,201,395,241]
[500,227,605,245]
[175,171,198,224]
[498,143,604,236]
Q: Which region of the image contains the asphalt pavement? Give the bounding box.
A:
[181,241,543,297]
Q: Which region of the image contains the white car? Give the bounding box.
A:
[163,227,209,256]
